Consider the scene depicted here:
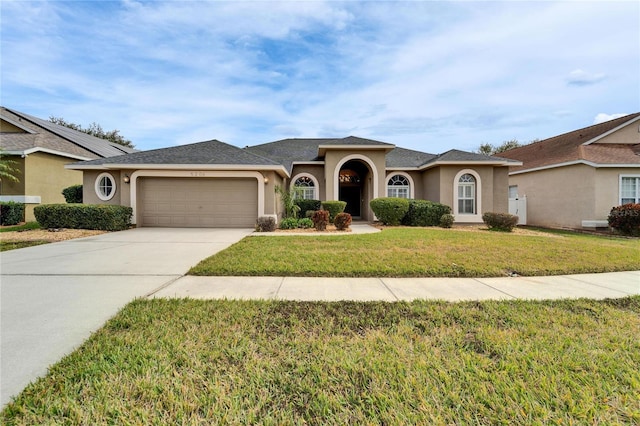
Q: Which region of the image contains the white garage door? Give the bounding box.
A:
[139,177,258,227]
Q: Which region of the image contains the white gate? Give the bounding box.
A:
[509,197,527,225]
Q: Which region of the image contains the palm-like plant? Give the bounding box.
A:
[0,148,20,183]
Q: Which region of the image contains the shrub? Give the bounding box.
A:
[0,201,25,226]
[61,184,83,203]
[608,203,640,236]
[334,212,352,231]
[34,204,132,231]
[370,197,410,226]
[255,216,276,232]
[298,218,314,229]
[321,201,347,221]
[312,210,329,231]
[440,213,454,228]
[294,199,321,218]
[279,217,299,230]
[482,212,519,232]
[402,199,452,226]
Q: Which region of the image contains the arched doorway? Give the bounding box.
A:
[338,160,371,218]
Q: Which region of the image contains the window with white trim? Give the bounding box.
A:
[387,174,410,198]
[458,173,476,214]
[620,176,640,204]
[293,176,316,200]
[95,172,116,201]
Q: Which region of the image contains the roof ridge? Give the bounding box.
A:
[509,112,640,153]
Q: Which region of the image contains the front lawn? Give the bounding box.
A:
[3,298,639,424]
[190,227,640,277]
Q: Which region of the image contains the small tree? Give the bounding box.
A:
[477,139,523,155]
[49,117,135,148]
[275,185,300,219]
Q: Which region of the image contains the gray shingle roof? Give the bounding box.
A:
[386,147,437,168]
[3,107,136,158]
[69,140,282,167]
[434,149,520,163]
[319,136,395,146]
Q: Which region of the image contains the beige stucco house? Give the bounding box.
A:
[0,107,136,221]
[67,136,519,228]
[499,113,640,229]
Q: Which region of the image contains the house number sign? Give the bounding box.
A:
[190,171,206,177]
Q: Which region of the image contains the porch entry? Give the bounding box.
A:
[338,160,370,219]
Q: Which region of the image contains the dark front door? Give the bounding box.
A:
[340,186,361,217]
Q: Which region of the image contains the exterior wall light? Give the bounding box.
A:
[264,176,269,184]
[123,175,130,184]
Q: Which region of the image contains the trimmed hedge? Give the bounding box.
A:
[321,201,347,221]
[482,212,519,232]
[402,199,452,227]
[62,184,83,203]
[334,212,352,231]
[0,201,25,226]
[34,204,132,231]
[608,203,640,236]
[294,199,321,218]
[255,216,276,232]
[370,197,410,226]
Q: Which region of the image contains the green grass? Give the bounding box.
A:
[0,240,48,252]
[3,297,639,424]
[190,227,640,277]
[0,222,40,233]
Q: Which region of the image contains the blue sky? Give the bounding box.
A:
[1,1,638,153]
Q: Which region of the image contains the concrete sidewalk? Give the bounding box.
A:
[151,270,640,301]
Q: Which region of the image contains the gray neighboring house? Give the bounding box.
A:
[67,136,520,228]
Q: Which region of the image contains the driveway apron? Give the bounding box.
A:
[0,227,252,407]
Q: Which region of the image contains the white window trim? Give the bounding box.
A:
[290,173,319,200]
[453,169,482,223]
[95,172,116,201]
[385,172,415,199]
[619,174,640,204]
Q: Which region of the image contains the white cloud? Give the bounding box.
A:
[567,69,606,86]
[593,113,629,124]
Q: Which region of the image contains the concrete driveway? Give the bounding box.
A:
[0,227,252,407]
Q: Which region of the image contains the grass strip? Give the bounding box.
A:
[3,297,639,424]
[0,240,49,252]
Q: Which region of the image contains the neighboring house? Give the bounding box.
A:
[498,113,640,229]
[0,107,136,221]
[67,136,519,228]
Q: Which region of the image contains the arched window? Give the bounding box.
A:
[293,175,316,199]
[387,174,410,198]
[458,173,476,214]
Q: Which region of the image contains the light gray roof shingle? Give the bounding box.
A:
[386,147,437,168]
[434,149,519,163]
[70,139,282,167]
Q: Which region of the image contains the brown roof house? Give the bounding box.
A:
[0,107,136,221]
[67,136,520,228]
[498,113,640,229]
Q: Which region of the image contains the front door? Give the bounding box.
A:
[340,186,361,217]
